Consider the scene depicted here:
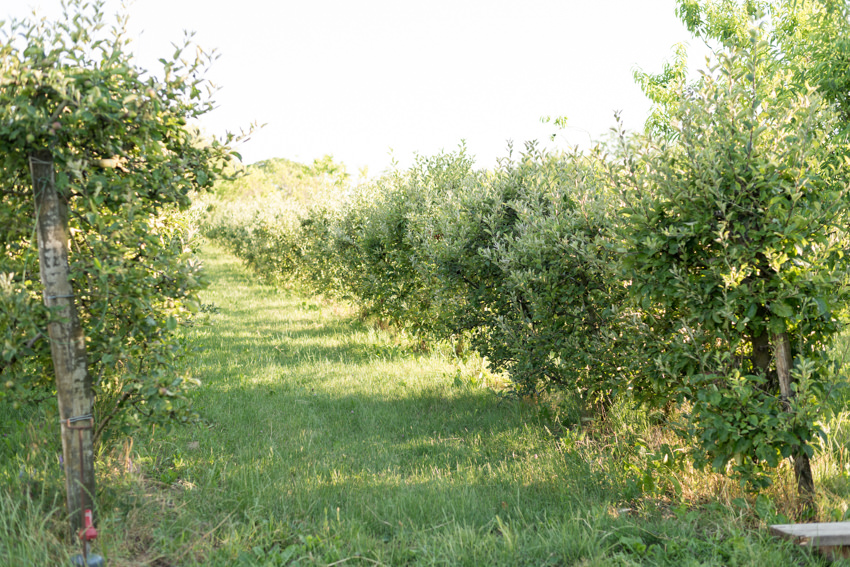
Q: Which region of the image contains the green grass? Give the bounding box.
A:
[1,244,843,565]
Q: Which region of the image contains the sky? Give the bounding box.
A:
[2,0,712,176]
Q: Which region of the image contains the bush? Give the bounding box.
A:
[426,143,647,406]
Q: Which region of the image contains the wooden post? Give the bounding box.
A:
[29,150,96,534]
[772,330,815,509]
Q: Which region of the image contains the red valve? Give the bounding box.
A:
[79,509,98,542]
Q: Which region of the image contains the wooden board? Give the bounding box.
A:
[770,522,850,559]
[770,522,850,547]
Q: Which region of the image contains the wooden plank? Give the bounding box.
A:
[770,522,850,547]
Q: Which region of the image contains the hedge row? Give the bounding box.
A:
[203,145,658,410]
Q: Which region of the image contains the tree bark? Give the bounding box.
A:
[750,331,774,387]
[751,332,772,373]
[30,150,96,535]
[772,330,815,510]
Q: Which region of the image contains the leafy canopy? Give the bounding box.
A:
[618,13,850,487]
[0,0,242,439]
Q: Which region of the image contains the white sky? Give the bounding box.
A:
[2,0,711,176]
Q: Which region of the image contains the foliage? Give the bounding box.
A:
[200,156,347,290]
[0,0,240,440]
[633,43,692,138]
[202,143,647,409]
[616,26,850,487]
[329,148,477,337]
[426,143,648,405]
[212,155,348,203]
[202,194,308,287]
[637,0,850,137]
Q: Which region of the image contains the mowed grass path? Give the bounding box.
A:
[112,245,825,566]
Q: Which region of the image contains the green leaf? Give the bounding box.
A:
[815,297,829,318]
[770,301,794,318]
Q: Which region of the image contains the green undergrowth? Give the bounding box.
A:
[1,245,843,565]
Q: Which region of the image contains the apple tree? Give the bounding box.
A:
[0,0,240,532]
[617,23,850,503]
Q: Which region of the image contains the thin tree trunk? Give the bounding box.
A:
[772,330,815,510]
[30,150,96,535]
[751,332,771,372]
[750,331,773,384]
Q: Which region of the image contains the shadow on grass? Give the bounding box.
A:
[166,373,621,532]
[195,310,434,373]
[168,248,617,528]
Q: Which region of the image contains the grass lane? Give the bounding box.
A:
[171,245,615,565]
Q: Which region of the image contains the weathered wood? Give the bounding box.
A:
[771,523,850,559]
[771,522,850,547]
[30,150,96,535]
[772,330,815,507]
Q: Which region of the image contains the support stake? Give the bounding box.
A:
[29,150,98,538]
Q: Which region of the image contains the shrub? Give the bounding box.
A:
[428,143,645,406]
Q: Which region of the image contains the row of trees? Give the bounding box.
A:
[204,0,850,502]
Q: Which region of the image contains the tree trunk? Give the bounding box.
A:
[750,331,773,385]
[751,332,771,372]
[772,330,815,510]
[30,150,96,535]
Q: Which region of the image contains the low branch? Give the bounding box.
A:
[93,390,133,446]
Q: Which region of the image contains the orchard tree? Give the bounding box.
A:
[0,1,241,534]
[424,144,644,408]
[617,24,850,504]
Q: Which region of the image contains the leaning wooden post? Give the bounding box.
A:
[29,149,96,535]
[772,330,815,510]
